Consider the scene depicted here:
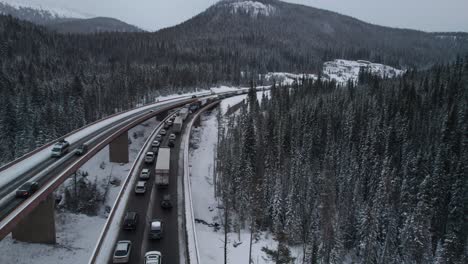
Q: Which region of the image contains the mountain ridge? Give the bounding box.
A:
[0,0,142,33]
[154,0,468,71]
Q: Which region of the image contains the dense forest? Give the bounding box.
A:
[216,58,467,263]
[1,0,468,167]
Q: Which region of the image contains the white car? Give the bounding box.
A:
[140,168,151,180]
[135,181,146,195]
[152,140,160,148]
[145,251,162,264]
[113,240,132,263]
[145,152,155,163]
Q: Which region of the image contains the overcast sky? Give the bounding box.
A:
[13,0,468,32]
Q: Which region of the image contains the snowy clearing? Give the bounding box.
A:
[323,59,405,84]
[226,1,277,17]
[263,59,404,86]
[220,90,271,115]
[263,72,317,86]
[0,213,105,264]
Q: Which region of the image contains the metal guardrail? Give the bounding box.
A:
[183,101,221,264]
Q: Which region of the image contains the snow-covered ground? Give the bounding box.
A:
[263,72,318,86]
[189,106,299,264]
[0,213,105,264]
[323,59,405,84]
[0,119,159,264]
[223,0,277,17]
[263,59,404,86]
[220,90,271,115]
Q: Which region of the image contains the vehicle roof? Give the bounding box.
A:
[163,194,171,199]
[145,251,162,257]
[124,212,137,219]
[142,168,150,172]
[136,181,146,187]
[151,221,161,229]
[116,240,131,250]
[145,251,161,264]
[146,152,154,155]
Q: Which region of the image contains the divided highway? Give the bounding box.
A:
[0,87,259,264]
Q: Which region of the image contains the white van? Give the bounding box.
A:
[51,140,70,157]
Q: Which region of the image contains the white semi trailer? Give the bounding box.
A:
[173,116,183,134]
[155,148,170,188]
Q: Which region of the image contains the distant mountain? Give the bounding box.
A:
[0,0,91,24]
[0,0,142,33]
[156,0,468,71]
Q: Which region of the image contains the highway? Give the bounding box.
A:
[110,112,185,264]
[0,87,257,264]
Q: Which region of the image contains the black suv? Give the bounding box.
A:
[161,194,173,209]
[122,212,138,230]
[16,181,39,198]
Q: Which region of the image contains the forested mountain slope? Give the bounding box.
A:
[46,17,142,34]
[217,59,468,263]
[156,0,468,74]
[0,0,467,165]
[0,15,173,163]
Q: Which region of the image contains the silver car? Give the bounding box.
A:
[149,220,163,239]
[135,181,146,195]
[144,251,162,264]
[145,152,155,164]
[140,168,151,180]
[113,240,132,263]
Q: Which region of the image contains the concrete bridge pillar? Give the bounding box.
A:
[109,131,129,163]
[12,194,56,244]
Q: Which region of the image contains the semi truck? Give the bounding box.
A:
[155,148,170,188]
[179,108,189,121]
[173,116,183,134]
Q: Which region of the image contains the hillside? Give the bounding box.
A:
[47,17,142,34]
[0,0,141,33]
[0,0,468,164]
[156,0,468,72]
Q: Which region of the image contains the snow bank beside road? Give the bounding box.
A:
[189,108,299,264]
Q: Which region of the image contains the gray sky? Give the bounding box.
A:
[12,0,468,32]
